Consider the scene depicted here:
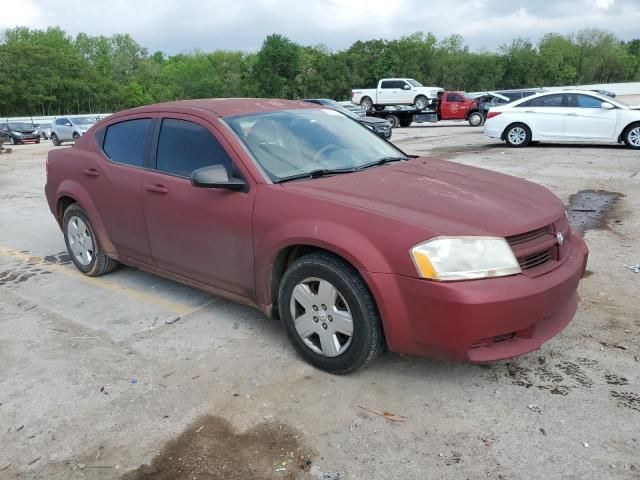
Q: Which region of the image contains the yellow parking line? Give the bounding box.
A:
[0,244,193,315]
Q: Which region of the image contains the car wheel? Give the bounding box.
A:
[36,138,41,144]
[399,118,413,128]
[373,105,385,112]
[63,204,119,277]
[72,132,81,141]
[386,115,400,128]
[10,137,17,145]
[278,251,384,374]
[51,134,61,146]
[468,111,484,127]
[414,95,428,110]
[360,97,373,112]
[623,123,640,149]
[504,123,531,147]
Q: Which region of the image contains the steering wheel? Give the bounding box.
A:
[313,144,341,163]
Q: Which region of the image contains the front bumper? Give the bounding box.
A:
[365,233,588,362]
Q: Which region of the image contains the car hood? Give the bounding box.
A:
[282,158,564,237]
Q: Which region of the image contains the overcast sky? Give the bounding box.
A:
[3,0,639,54]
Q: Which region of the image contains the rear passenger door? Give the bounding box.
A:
[142,115,255,298]
[516,94,566,139]
[92,115,155,262]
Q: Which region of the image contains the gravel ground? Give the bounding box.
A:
[0,126,638,480]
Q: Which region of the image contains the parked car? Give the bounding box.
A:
[337,101,366,117]
[45,98,588,374]
[0,122,41,145]
[303,98,392,139]
[51,116,97,146]
[36,123,53,139]
[484,90,640,149]
[352,78,443,111]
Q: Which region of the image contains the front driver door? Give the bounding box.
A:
[142,115,255,298]
[563,94,618,140]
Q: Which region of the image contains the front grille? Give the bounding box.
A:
[506,226,550,246]
[517,249,551,270]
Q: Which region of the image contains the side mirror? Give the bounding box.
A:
[65,122,73,127]
[601,102,614,110]
[403,85,411,90]
[191,164,246,191]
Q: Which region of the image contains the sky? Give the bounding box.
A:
[2,0,639,54]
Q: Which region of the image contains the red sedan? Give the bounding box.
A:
[45,99,588,374]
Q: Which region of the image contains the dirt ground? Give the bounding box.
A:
[0,124,638,480]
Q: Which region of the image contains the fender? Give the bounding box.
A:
[56,179,117,256]
[255,218,397,309]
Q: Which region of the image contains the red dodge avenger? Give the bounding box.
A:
[45,98,588,374]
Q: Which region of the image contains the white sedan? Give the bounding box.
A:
[484,90,640,149]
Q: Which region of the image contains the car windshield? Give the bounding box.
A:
[8,122,34,130]
[407,79,423,87]
[226,109,406,182]
[73,117,96,125]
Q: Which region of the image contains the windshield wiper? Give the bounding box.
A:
[276,167,358,183]
[357,156,408,170]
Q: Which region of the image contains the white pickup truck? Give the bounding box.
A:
[352,78,444,111]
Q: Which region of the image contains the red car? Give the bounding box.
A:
[45,99,588,374]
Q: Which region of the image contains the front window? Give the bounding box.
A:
[73,117,97,126]
[8,122,34,130]
[406,79,423,87]
[226,109,406,182]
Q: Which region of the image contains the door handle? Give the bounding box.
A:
[83,168,100,177]
[146,184,169,194]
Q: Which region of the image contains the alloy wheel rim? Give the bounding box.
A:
[508,127,526,145]
[290,277,354,357]
[67,216,94,266]
[470,114,482,126]
[629,127,640,147]
[415,98,427,109]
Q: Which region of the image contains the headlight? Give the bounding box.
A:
[410,237,521,281]
[14,132,22,137]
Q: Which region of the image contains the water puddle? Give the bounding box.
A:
[566,190,623,235]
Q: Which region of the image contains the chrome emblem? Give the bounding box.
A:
[556,232,564,246]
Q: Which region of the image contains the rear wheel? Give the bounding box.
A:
[623,124,640,149]
[360,97,373,112]
[278,252,384,374]
[63,204,119,277]
[51,133,61,146]
[386,115,400,128]
[504,123,531,147]
[468,111,484,127]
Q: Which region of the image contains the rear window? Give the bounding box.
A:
[103,119,152,167]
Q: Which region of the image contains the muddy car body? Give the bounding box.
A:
[45,98,588,373]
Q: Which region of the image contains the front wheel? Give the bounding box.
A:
[72,132,81,141]
[414,95,428,110]
[468,111,484,127]
[623,124,640,149]
[10,137,18,145]
[504,123,531,147]
[51,134,61,146]
[63,204,119,276]
[278,252,384,374]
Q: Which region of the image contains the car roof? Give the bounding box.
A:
[111,98,317,119]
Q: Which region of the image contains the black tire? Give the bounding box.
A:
[72,132,81,141]
[278,252,385,374]
[623,123,640,149]
[51,133,61,146]
[360,97,373,112]
[63,204,119,277]
[387,115,400,128]
[468,111,484,127]
[10,136,18,145]
[36,138,41,144]
[399,118,412,128]
[503,123,532,148]
[414,95,428,110]
[373,105,385,111]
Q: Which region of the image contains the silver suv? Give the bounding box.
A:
[51,117,97,145]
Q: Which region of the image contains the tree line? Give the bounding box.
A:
[0,26,638,117]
